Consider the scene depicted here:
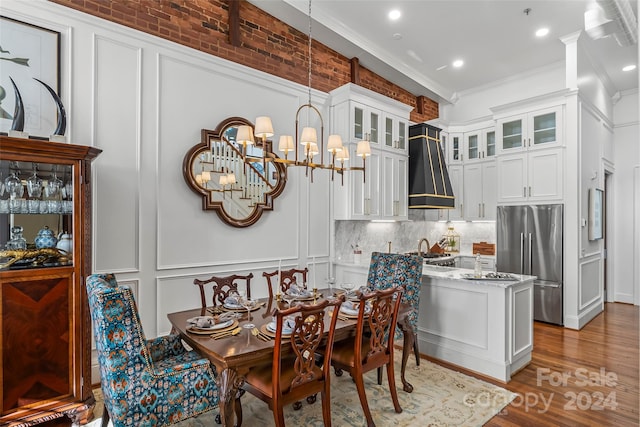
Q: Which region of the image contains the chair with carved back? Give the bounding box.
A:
[262,267,309,297]
[86,273,219,427]
[193,273,254,309]
[330,287,404,427]
[240,295,345,427]
[367,252,423,370]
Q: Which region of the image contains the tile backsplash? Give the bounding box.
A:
[334,215,496,263]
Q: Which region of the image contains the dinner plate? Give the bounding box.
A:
[262,323,292,338]
[223,302,243,310]
[186,316,218,328]
[187,319,238,335]
[266,322,293,335]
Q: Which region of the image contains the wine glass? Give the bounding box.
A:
[341,282,355,297]
[283,292,296,309]
[240,293,255,330]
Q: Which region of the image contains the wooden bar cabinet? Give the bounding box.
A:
[0,136,101,426]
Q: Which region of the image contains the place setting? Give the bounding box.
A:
[258,316,296,340]
[185,314,239,338]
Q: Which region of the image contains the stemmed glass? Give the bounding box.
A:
[283,292,296,309]
[238,292,255,330]
[341,282,356,298]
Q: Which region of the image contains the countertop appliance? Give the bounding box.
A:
[496,204,563,325]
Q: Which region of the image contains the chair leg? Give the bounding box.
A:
[274,404,286,427]
[101,404,110,427]
[413,333,420,366]
[386,361,403,414]
[353,372,375,427]
[320,389,332,427]
[376,367,383,385]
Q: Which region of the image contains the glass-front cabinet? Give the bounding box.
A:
[352,102,380,146]
[497,106,562,153]
[465,127,496,162]
[0,136,101,425]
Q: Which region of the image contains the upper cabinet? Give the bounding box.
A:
[496,106,563,153]
[330,84,412,221]
[466,127,496,162]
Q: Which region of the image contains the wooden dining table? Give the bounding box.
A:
[167,289,415,427]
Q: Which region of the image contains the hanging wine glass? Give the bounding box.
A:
[47,165,63,198]
[4,165,23,199]
[26,166,43,199]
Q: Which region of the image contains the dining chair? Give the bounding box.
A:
[367,252,423,367]
[193,272,254,308]
[331,287,404,427]
[240,295,345,427]
[86,273,219,427]
[263,267,309,297]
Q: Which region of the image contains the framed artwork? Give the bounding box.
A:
[588,188,603,241]
[0,16,60,136]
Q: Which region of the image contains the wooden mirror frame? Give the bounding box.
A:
[183,117,287,228]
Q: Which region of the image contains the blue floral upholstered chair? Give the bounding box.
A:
[367,252,423,389]
[86,273,219,427]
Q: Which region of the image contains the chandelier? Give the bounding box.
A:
[248,0,370,184]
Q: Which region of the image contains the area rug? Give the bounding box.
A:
[88,357,514,427]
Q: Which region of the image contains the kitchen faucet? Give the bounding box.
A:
[418,238,430,256]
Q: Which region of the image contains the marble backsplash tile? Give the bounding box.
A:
[334,216,496,263]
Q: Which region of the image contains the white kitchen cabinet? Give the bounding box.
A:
[382,113,408,153]
[456,255,495,271]
[335,264,369,287]
[381,153,408,220]
[497,106,562,154]
[497,147,563,203]
[466,127,496,162]
[463,160,497,220]
[446,165,464,220]
[447,132,463,164]
[330,83,413,221]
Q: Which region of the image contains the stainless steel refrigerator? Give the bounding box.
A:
[496,204,563,325]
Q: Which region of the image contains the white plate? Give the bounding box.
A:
[223,302,243,309]
[187,317,233,331]
[267,322,293,335]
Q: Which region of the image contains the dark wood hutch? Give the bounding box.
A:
[0,136,101,426]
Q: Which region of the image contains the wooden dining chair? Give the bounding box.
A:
[331,287,404,427]
[240,295,345,427]
[262,267,309,297]
[193,273,254,308]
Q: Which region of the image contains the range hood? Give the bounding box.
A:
[408,123,455,209]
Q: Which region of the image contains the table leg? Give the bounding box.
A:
[218,367,244,427]
[398,317,414,393]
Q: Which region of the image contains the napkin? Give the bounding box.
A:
[287,284,311,297]
[187,316,216,328]
[224,295,240,306]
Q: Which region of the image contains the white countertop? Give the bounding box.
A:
[422,264,535,288]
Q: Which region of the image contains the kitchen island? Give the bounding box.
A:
[419,265,534,382]
[334,261,535,382]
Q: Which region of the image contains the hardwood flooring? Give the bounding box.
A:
[428,302,639,427]
[38,302,638,427]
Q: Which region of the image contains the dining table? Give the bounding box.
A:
[167,288,416,427]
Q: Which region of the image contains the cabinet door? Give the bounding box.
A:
[463,163,483,220]
[397,120,407,151]
[352,102,380,146]
[482,161,497,220]
[395,156,408,219]
[383,115,394,149]
[449,133,463,163]
[497,153,527,203]
[465,131,481,162]
[381,155,395,218]
[484,128,496,159]
[499,116,525,152]
[528,148,563,201]
[527,107,561,149]
[447,165,464,220]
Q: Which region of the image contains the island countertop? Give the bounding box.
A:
[421,264,536,288]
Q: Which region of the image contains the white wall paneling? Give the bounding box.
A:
[93,36,141,273]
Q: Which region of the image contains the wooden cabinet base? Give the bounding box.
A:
[0,395,96,426]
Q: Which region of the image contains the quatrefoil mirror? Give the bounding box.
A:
[183,117,287,227]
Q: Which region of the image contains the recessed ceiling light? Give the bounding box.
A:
[452,59,464,68]
[392,33,403,40]
[388,9,401,21]
[536,27,550,37]
[622,64,637,72]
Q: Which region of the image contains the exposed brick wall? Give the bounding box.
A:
[48,0,438,122]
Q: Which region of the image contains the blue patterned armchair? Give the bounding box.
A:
[367,252,423,365]
[86,273,219,427]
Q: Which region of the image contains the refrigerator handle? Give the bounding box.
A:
[528,233,533,274]
[520,232,524,274]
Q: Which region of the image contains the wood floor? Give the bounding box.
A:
[428,302,639,427]
[39,302,638,427]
